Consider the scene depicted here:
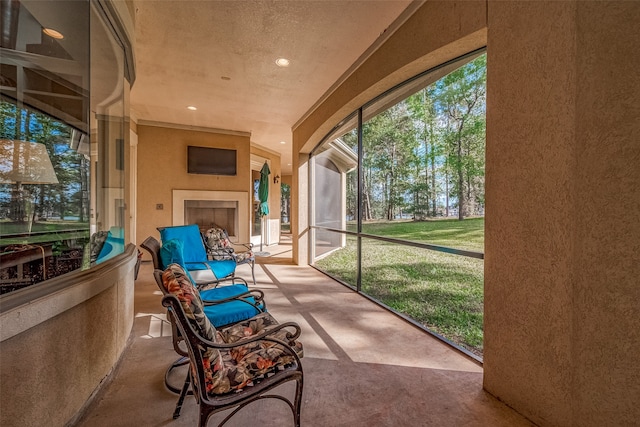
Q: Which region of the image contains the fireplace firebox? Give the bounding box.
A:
[172,190,249,244]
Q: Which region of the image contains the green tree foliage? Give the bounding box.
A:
[434,55,486,219]
[407,86,441,219]
[280,183,290,222]
[342,54,486,222]
[363,104,416,220]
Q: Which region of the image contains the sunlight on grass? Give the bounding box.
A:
[354,217,484,251]
[315,218,484,356]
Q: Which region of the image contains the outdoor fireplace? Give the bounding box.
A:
[172,190,249,243]
[184,200,237,237]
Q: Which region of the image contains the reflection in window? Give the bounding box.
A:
[0,0,128,293]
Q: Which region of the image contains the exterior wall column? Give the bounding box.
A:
[485,1,640,425]
[292,152,310,265]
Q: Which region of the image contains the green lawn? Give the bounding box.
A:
[315,217,484,357]
[0,220,90,246]
[355,217,484,252]
[0,219,89,233]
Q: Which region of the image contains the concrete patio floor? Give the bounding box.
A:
[75,239,534,427]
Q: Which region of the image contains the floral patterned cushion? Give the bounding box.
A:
[209,313,302,395]
[233,250,254,263]
[204,226,231,249]
[162,264,302,396]
[219,312,304,357]
[161,263,217,341]
[203,226,254,263]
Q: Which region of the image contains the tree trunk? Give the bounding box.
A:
[445,164,449,217]
[424,115,430,218]
[362,170,373,221]
[429,122,437,217]
[457,140,464,221]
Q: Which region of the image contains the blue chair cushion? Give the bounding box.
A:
[159,224,207,263]
[200,284,249,301]
[184,259,236,280]
[160,239,185,270]
[201,285,265,327]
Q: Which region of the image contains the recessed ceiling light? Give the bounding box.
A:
[187,106,197,111]
[275,58,290,67]
[280,141,286,144]
[221,76,231,80]
[287,163,291,166]
[42,28,64,39]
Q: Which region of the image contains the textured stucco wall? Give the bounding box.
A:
[135,125,251,252]
[0,248,137,427]
[572,2,640,424]
[292,152,310,265]
[484,1,576,424]
[485,1,640,426]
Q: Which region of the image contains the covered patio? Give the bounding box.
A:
[76,256,532,426]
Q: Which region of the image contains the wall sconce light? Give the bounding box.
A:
[273,175,280,184]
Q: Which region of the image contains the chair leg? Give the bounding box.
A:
[199,406,215,427]
[165,356,189,394]
[173,371,191,419]
[250,260,256,286]
[293,376,304,427]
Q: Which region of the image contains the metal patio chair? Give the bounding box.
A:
[154,225,238,287]
[160,263,303,426]
[203,225,256,286]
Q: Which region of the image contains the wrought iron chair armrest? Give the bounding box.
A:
[202,290,266,312]
[202,289,264,304]
[163,295,301,349]
[236,242,253,251]
[204,321,302,350]
[197,275,249,291]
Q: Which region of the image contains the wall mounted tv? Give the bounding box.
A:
[187,146,237,176]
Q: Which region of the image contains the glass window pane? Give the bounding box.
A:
[0,0,91,292]
[0,0,129,293]
[280,183,290,233]
[360,54,486,253]
[91,1,127,240]
[361,102,416,225]
[0,1,90,133]
[313,231,357,289]
[312,126,357,233]
[311,51,486,357]
[360,238,484,356]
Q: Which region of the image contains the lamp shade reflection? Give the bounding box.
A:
[1,139,58,227]
[0,139,59,184]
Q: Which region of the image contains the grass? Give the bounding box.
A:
[0,219,88,233]
[0,220,90,246]
[315,217,484,356]
[354,217,484,252]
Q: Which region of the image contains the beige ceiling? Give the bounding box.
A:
[130,0,414,174]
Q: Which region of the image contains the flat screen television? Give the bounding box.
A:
[187,146,237,176]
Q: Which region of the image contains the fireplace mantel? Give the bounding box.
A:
[172,190,249,243]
